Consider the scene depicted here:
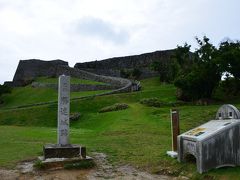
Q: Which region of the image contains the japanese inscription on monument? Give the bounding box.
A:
[58,75,70,146]
[44,75,86,159]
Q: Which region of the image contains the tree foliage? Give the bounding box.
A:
[218,40,240,79]
[0,85,12,103]
[120,68,142,80]
[174,36,240,101]
[151,58,181,83]
[174,43,193,72]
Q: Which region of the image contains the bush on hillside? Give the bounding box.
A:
[140,98,186,107]
[70,112,81,121]
[213,77,240,101]
[140,98,163,107]
[0,84,12,104]
[99,103,129,113]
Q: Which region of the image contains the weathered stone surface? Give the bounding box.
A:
[74,49,176,78]
[43,144,81,159]
[80,146,86,159]
[39,155,93,170]
[58,75,70,146]
[12,59,68,86]
[216,104,240,120]
[43,75,87,160]
[10,50,174,89]
[10,59,140,94]
[178,105,240,173]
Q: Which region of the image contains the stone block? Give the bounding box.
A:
[166,151,178,158]
[43,144,81,159]
[80,146,86,158]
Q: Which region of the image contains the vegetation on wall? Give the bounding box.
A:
[120,68,142,79]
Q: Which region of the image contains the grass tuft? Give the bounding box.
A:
[34,160,46,169]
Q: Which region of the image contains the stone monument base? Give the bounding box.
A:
[43,144,86,159]
[38,156,93,170]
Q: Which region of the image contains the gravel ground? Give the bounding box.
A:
[0,153,182,180]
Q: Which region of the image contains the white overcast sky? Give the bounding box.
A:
[0,0,239,84]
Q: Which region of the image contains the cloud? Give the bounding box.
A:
[0,0,239,84]
[73,17,129,44]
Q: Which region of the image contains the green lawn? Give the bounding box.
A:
[35,76,105,85]
[0,87,109,109]
[0,77,239,179]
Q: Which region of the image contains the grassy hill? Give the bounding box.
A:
[35,76,105,85]
[0,77,109,109]
[0,77,240,179]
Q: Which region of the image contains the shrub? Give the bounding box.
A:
[99,103,129,113]
[139,98,163,107]
[131,68,142,79]
[120,69,131,78]
[70,112,81,121]
[140,98,185,107]
[0,84,12,104]
[120,68,142,80]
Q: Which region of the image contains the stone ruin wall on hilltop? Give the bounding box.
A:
[6,59,137,94]
[11,59,69,86]
[5,49,176,93]
[74,49,176,78]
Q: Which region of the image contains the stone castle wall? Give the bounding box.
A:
[74,49,175,78]
[8,59,138,94]
[12,59,69,86]
[7,49,174,93]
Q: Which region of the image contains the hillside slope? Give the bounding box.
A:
[0,77,240,179]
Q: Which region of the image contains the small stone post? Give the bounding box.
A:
[171,109,180,152]
[167,109,180,158]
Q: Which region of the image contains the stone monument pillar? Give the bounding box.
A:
[167,109,180,158]
[43,75,86,159]
[58,75,70,146]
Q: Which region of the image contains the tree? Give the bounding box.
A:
[0,84,12,104]
[150,58,179,83]
[174,43,193,72]
[151,42,194,83]
[131,68,142,80]
[120,69,131,78]
[174,36,221,101]
[218,40,240,79]
[217,40,240,95]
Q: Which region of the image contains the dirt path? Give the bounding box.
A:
[0,153,182,180]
